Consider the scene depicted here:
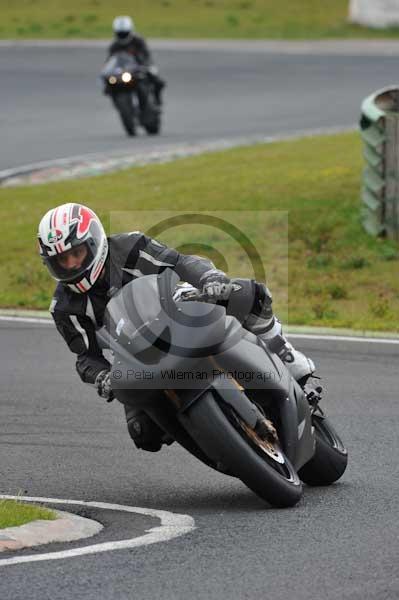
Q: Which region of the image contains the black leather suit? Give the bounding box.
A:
[51,232,273,450]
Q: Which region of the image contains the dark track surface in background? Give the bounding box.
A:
[1,322,398,599]
[1,45,399,170]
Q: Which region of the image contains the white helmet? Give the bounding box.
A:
[38,203,108,294]
[112,16,134,42]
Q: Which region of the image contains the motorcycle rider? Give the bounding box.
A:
[108,15,165,106]
[38,203,315,452]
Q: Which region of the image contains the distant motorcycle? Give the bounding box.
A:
[101,51,161,136]
[97,269,348,508]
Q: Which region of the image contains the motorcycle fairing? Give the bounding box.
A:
[97,269,315,466]
[101,51,139,79]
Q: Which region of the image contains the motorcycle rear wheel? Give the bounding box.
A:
[298,415,348,486]
[183,390,303,508]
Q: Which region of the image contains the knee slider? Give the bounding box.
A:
[126,412,163,452]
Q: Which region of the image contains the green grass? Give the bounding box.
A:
[0,499,57,529]
[1,131,398,331]
[1,0,399,39]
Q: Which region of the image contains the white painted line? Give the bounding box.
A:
[0,316,52,325]
[0,495,195,567]
[1,314,398,344]
[3,39,399,56]
[287,333,399,345]
[0,150,119,180]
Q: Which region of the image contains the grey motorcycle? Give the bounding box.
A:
[97,269,348,508]
[101,51,161,136]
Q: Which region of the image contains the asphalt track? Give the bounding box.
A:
[1,40,399,598]
[1,320,398,599]
[2,40,399,170]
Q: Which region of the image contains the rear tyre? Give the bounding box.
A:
[183,391,302,508]
[112,93,136,136]
[298,416,348,486]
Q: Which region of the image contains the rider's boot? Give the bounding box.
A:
[246,314,315,384]
[124,405,164,452]
[153,81,164,106]
[154,74,165,106]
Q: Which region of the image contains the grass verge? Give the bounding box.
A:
[0,131,398,331]
[1,1,399,40]
[0,499,57,529]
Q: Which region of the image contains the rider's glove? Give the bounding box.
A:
[148,65,159,76]
[95,370,114,402]
[200,271,233,301]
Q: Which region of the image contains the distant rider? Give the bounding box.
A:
[108,15,165,105]
[38,203,315,452]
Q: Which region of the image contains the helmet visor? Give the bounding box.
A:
[44,241,96,283]
[116,30,130,40]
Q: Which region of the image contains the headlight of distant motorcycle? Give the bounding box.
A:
[121,72,132,83]
[108,76,117,84]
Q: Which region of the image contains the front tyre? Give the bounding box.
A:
[298,416,348,486]
[112,92,136,136]
[183,391,302,508]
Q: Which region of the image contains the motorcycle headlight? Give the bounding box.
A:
[121,72,132,83]
[108,76,117,84]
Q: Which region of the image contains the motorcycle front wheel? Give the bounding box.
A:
[112,92,136,136]
[183,390,303,508]
[298,415,348,486]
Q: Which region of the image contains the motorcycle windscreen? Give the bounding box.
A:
[101,51,138,77]
[103,271,227,360]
